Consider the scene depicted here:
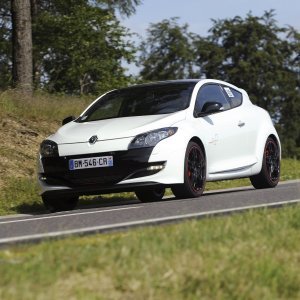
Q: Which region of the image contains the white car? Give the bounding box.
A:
[38,79,281,212]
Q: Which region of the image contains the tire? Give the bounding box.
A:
[42,194,79,212]
[250,137,280,189]
[135,186,165,202]
[171,141,206,199]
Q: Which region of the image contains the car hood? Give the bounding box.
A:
[49,111,187,144]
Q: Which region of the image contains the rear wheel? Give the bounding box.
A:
[171,142,206,199]
[42,194,79,212]
[135,186,165,202]
[250,137,280,189]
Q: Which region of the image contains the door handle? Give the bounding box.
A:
[238,121,245,127]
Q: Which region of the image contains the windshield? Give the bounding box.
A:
[78,82,196,122]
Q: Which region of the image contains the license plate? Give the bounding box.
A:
[69,156,113,170]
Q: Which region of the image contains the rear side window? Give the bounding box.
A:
[222,86,243,108]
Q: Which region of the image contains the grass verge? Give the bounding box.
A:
[1,204,300,299]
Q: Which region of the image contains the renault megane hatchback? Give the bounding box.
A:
[38,79,281,212]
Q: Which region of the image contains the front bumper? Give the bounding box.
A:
[38,147,167,196]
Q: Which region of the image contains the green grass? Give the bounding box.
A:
[0,89,90,122]
[279,158,300,181]
[1,204,300,299]
[0,159,299,216]
[0,178,42,215]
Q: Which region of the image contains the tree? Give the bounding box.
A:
[195,12,288,112]
[0,1,11,89]
[139,18,197,81]
[0,0,141,94]
[11,0,33,93]
[98,0,141,17]
[194,11,300,157]
[278,28,300,157]
[33,0,136,94]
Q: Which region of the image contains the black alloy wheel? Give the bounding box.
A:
[172,142,206,198]
[135,186,165,202]
[250,137,280,189]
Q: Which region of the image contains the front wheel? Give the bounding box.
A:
[250,137,280,189]
[42,194,79,212]
[135,186,165,202]
[171,142,206,199]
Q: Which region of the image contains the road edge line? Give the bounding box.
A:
[1,198,300,247]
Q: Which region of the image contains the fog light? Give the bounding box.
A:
[147,164,165,171]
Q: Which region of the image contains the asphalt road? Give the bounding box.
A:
[0,180,299,246]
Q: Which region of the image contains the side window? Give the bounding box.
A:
[222,86,243,108]
[194,84,231,114]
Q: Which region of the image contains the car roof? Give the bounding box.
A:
[102,79,249,103]
[118,79,203,90]
[137,79,203,85]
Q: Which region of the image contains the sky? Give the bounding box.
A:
[120,0,300,75]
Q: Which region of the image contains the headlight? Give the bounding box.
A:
[129,127,178,149]
[40,140,59,157]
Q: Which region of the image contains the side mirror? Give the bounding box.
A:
[197,102,223,117]
[62,116,76,126]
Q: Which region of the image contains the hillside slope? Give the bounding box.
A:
[0,114,58,188]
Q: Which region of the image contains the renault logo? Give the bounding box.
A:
[89,135,98,144]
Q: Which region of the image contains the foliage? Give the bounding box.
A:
[196,11,289,109]
[278,28,300,157]
[98,0,141,17]
[33,0,136,94]
[139,18,196,81]
[0,0,140,94]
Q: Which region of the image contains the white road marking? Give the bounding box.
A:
[204,179,300,194]
[0,198,299,245]
[0,206,140,225]
[0,213,33,220]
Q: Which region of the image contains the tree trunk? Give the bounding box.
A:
[11,0,33,94]
[30,0,41,88]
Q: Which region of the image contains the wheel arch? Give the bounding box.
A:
[252,129,281,175]
[268,134,281,158]
[189,136,206,160]
[171,136,206,198]
[250,134,281,189]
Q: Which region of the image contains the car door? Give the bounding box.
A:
[220,84,258,168]
[193,84,257,177]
